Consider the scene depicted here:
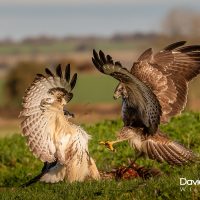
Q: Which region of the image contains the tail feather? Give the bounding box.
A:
[159,143,184,165]
[147,141,164,162]
[162,144,185,165]
[21,160,58,187]
[168,142,195,162]
[40,163,66,183]
[156,143,181,165]
[144,133,197,165]
[21,171,45,187]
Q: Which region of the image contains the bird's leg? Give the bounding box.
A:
[99,138,129,152]
[127,151,143,169]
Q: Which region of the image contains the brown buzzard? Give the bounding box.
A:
[92,41,200,165]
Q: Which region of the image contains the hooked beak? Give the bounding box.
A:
[113,94,120,100]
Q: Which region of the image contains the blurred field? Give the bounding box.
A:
[2,38,199,70]
[0,37,200,139]
[1,68,200,137]
[0,112,200,199]
[0,39,155,55]
[0,80,4,106]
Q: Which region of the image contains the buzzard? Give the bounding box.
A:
[19,64,100,186]
[92,41,200,165]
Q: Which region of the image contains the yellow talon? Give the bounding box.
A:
[99,141,115,152]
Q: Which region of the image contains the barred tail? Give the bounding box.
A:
[144,134,197,165]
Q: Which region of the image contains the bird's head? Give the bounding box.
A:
[113,83,128,100]
[49,88,74,106]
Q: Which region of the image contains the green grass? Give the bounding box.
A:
[0,112,200,199]
[72,73,118,104]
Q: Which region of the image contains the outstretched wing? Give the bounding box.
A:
[131,41,200,122]
[19,64,77,162]
[92,50,162,135]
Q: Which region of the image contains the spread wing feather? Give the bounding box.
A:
[19,64,77,162]
[131,41,200,122]
[20,64,77,115]
[21,103,59,162]
[92,50,162,134]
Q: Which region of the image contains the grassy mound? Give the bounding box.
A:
[0,112,200,199]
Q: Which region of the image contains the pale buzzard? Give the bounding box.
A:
[19,64,100,186]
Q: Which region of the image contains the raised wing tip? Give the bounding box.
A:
[99,50,107,63]
[65,64,71,82]
[92,50,105,73]
[56,64,62,78]
[164,41,187,51]
[99,50,104,56]
[93,49,98,57]
[45,68,54,77]
[176,41,187,45]
[92,50,124,75]
[70,73,78,90]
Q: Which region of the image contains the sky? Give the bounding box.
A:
[0,0,199,5]
[0,0,199,40]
